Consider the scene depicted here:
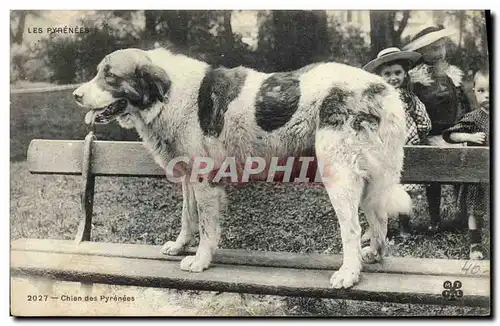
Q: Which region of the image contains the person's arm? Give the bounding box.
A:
[410,95,432,141]
[442,116,476,143]
[449,132,486,144]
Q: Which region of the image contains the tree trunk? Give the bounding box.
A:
[164,10,189,47]
[457,11,465,49]
[369,11,394,57]
[219,10,236,65]
[393,11,411,48]
[12,11,27,45]
[483,10,491,58]
[221,10,234,50]
[257,10,274,52]
[271,10,328,71]
[272,10,295,70]
[314,10,329,58]
[144,10,159,38]
[347,10,352,22]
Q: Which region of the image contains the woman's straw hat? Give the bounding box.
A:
[402,25,455,52]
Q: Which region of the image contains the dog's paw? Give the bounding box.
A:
[180,255,211,272]
[161,241,185,256]
[330,267,360,289]
[361,246,382,264]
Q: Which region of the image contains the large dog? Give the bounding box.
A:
[73,48,411,289]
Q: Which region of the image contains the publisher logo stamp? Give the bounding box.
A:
[442,280,463,301]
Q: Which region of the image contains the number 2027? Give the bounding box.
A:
[27,295,48,301]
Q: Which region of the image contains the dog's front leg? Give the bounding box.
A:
[161,177,198,255]
[180,181,226,272]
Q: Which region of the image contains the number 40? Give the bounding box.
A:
[461,261,481,275]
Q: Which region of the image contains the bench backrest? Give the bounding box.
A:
[27,139,490,184]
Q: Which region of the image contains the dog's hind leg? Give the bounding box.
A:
[180,182,227,272]
[359,181,388,264]
[161,177,199,255]
[316,128,365,289]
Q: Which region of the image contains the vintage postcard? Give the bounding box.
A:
[10,9,491,317]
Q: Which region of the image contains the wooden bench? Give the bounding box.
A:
[11,132,491,307]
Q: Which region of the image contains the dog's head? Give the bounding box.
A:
[73,48,171,127]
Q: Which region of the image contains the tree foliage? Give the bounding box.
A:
[446,11,489,75]
[45,12,140,83]
[10,10,489,85]
[327,16,371,68]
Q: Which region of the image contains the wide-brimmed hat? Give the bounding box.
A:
[363,47,421,73]
[402,25,455,51]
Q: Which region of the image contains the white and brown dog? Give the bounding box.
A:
[73,48,411,289]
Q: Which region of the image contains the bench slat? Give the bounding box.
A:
[27,140,489,183]
[403,146,489,184]
[11,249,490,307]
[11,239,489,278]
[27,140,164,177]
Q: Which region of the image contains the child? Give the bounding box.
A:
[363,47,432,238]
[443,68,490,259]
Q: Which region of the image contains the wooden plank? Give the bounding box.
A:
[11,239,490,278]
[10,250,490,307]
[27,140,489,183]
[27,140,163,177]
[27,140,84,175]
[402,146,490,184]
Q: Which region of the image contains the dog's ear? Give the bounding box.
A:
[134,64,171,108]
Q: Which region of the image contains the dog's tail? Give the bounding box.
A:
[360,80,411,217]
[380,184,412,218]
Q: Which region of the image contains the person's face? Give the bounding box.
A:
[378,64,406,88]
[419,38,447,63]
[474,74,490,110]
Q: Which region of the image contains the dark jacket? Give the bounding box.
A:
[409,62,471,135]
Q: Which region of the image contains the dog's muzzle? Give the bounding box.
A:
[84,99,128,125]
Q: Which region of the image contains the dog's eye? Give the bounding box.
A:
[105,71,117,79]
[104,71,121,85]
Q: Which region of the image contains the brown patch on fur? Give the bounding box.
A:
[198,67,248,137]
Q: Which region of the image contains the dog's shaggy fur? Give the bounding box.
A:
[73,48,412,289]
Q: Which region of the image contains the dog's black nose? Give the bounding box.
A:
[73,92,83,103]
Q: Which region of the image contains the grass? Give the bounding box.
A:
[10,85,490,316]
